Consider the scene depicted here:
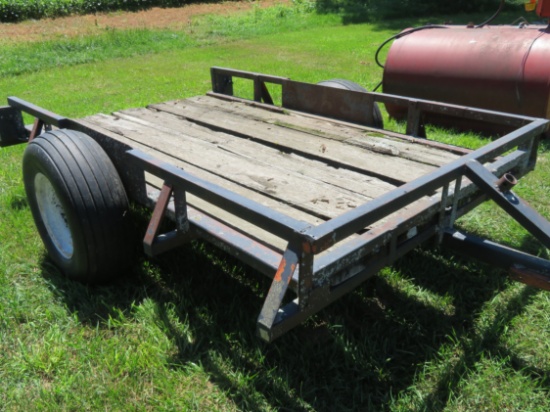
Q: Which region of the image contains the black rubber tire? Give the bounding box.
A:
[23,129,130,283]
[317,79,384,129]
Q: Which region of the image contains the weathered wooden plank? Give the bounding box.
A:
[208,92,473,157]
[108,108,437,243]
[149,100,437,184]
[83,113,373,220]
[182,95,462,166]
[114,107,397,200]
[77,107,435,253]
[77,118,325,251]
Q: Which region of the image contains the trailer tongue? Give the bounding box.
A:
[1,67,549,342]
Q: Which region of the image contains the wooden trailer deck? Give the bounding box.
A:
[77,93,465,251]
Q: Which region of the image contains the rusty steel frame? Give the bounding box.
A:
[3,67,550,342]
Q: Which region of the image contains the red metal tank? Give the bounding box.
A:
[383,25,550,131]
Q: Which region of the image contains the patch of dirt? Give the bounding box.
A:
[0,0,289,43]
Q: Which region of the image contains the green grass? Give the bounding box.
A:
[0,2,335,77]
[1,3,550,411]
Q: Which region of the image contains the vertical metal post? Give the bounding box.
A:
[363,94,376,127]
[449,176,463,228]
[437,183,450,244]
[298,239,314,309]
[253,78,262,102]
[211,68,234,96]
[173,188,189,232]
[406,100,426,138]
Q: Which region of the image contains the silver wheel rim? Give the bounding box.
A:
[34,173,74,259]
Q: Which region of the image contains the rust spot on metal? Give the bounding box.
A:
[274,259,287,282]
[510,265,550,291]
[496,173,517,192]
[274,258,298,284]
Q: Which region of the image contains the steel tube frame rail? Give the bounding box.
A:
[210,66,535,136]
[3,67,550,342]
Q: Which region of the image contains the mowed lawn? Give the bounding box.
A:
[1,3,550,411]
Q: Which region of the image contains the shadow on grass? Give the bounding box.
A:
[41,228,549,410]
[9,196,28,211]
[391,245,549,410]
[539,138,550,154]
[39,258,148,326]
[418,285,543,411]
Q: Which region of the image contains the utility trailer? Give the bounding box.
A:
[1,67,550,342]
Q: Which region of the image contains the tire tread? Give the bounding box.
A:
[23,129,130,283]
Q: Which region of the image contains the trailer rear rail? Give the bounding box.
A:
[1,67,549,342]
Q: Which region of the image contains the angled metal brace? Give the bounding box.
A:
[143,182,189,257]
[257,241,300,342]
[464,160,550,249]
[254,79,274,105]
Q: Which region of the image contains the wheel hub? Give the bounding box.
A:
[34,173,74,259]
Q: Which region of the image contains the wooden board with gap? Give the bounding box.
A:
[78,94,463,250]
